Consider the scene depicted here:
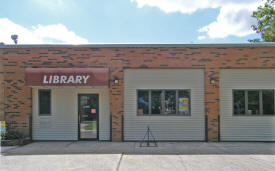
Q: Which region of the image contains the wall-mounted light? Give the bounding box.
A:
[114,76,119,84]
[210,77,216,84]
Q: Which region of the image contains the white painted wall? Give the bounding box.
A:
[32,87,110,140]
[124,69,205,141]
[220,69,275,141]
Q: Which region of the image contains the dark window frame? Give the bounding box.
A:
[137,89,191,116]
[38,89,51,116]
[232,89,275,116]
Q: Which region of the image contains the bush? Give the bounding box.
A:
[1,132,6,140]
[1,131,25,140]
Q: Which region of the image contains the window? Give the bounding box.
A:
[151,90,162,114]
[39,89,51,115]
[137,90,149,115]
[233,90,245,114]
[247,91,259,115]
[137,90,191,116]
[165,90,176,114]
[262,90,274,115]
[233,90,275,115]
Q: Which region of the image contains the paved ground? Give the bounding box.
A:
[1,141,275,171]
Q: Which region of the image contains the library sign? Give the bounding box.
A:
[25,68,108,86]
[43,75,90,84]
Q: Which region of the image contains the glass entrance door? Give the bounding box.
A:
[78,94,99,140]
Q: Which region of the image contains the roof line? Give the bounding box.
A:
[1,43,275,48]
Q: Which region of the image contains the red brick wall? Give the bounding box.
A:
[0,60,4,121]
[0,46,275,141]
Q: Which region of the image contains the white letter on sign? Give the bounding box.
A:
[49,76,52,83]
[53,75,59,83]
[75,76,82,83]
[60,75,67,83]
[67,76,75,83]
[83,75,90,84]
[43,75,48,84]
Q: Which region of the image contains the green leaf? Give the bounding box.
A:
[250,0,275,42]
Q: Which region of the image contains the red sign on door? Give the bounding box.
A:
[91,109,96,114]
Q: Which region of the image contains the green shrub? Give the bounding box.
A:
[1,132,6,140]
[1,131,24,140]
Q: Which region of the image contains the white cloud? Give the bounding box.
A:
[0,18,88,44]
[131,0,257,14]
[131,0,263,39]
[198,36,206,40]
[131,0,217,14]
[198,3,259,39]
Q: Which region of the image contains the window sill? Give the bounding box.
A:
[39,114,52,117]
[233,114,275,117]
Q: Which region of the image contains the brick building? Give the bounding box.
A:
[1,43,275,142]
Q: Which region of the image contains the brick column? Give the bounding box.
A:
[109,67,124,142]
[4,70,32,136]
[0,61,4,121]
[205,68,219,141]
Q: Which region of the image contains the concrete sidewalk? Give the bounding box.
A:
[2,141,275,155]
[1,142,275,171]
[0,146,18,154]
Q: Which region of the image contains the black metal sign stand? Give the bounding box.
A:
[139,126,158,147]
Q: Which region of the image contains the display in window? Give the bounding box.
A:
[138,91,149,115]
[248,91,260,115]
[165,90,176,114]
[138,97,149,105]
[179,98,189,113]
[151,90,162,114]
[233,90,245,115]
[178,90,190,115]
[138,109,144,115]
[137,89,191,116]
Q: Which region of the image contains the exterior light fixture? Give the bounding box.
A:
[114,76,119,84]
[210,78,215,84]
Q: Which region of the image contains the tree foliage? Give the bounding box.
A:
[250,0,275,42]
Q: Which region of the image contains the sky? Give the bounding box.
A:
[0,0,264,44]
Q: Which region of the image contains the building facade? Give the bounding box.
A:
[1,43,275,142]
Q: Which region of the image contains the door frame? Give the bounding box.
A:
[78,93,99,140]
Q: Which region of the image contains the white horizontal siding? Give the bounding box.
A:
[220,69,275,141]
[32,88,110,141]
[124,69,205,141]
[98,89,110,140]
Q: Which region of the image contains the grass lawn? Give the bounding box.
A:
[84,122,97,130]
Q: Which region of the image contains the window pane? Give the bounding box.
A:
[262,90,274,115]
[248,91,260,115]
[165,90,176,114]
[233,90,245,115]
[178,90,190,115]
[151,90,162,114]
[137,91,149,115]
[39,90,51,115]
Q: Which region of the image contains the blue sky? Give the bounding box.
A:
[0,0,262,44]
